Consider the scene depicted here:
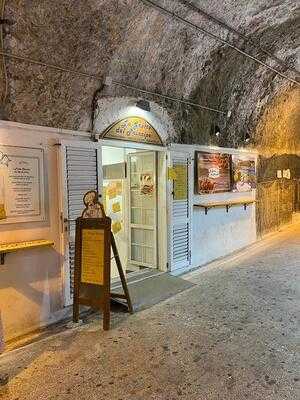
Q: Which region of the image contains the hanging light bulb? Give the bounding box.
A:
[136,99,151,112]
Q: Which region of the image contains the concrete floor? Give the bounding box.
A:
[0,224,299,400]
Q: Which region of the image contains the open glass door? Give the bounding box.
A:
[127,151,157,269]
[58,140,102,306]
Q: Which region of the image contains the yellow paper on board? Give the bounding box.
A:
[81,229,104,285]
[112,202,121,213]
[168,167,177,180]
[173,165,188,200]
[116,181,123,195]
[0,204,6,220]
[107,186,117,199]
[102,187,107,211]
[112,221,122,234]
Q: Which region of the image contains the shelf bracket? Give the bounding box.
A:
[204,206,212,215]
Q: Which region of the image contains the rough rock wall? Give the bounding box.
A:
[256,179,297,236]
[1,0,134,131]
[0,0,299,238]
[0,0,298,150]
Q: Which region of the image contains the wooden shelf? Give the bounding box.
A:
[194,199,256,215]
[0,239,54,265]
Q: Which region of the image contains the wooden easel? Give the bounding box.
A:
[100,203,133,314]
[73,217,112,330]
[75,190,133,328]
[110,232,133,313]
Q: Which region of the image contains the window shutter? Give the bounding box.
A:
[65,145,99,303]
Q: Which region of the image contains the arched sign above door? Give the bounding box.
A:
[102,117,164,146]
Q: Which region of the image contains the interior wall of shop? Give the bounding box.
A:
[0,121,90,343]
[170,145,257,269]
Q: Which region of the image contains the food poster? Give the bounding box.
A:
[196,152,231,194]
[103,180,123,233]
[232,155,256,192]
[103,179,126,279]
[140,172,154,195]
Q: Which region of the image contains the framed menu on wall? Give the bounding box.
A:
[232,155,256,192]
[0,145,45,224]
[195,151,231,194]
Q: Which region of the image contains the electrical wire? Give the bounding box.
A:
[0,50,103,79]
[140,0,300,86]
[110,79,227,114]
[179,0,300,76]
[0,50,227,114]
[0,0,8,104]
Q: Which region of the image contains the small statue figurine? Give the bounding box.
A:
[81,190,104,219]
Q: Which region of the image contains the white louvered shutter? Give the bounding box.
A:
[59,142,101,306]
[168,152,192,272]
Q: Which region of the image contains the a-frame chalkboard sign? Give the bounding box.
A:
[73,191,133,331]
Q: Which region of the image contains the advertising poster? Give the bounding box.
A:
[232,155,256,192]
[140,172,154,196]
[103,180,123,236]
[196,151,231,194]
[173,164,188,200]
[0,146,45,224]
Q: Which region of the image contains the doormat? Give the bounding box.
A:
[112,271,195,312]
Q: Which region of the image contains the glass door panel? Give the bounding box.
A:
[128,151,157,268]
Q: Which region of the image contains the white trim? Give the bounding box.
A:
[100,138,166,152]
[0,120,91,138]
[57,143,71,306]
[58,139,99,148]
[168,143,259,156]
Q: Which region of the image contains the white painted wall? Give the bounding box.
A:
[192,192,256,267]
[0,120,258,343]
[170,144,257,269]
[0,121,91,343]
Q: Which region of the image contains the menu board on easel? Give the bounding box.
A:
[81,229,105,285]
[73,217,112,330]
[0,145,45,224]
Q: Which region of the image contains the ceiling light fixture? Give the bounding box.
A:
[244,133,251,143]
[136,99,151,112]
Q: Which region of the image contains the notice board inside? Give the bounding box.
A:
[73,217,112,330]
